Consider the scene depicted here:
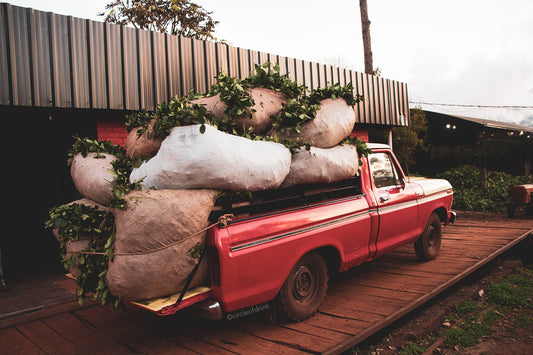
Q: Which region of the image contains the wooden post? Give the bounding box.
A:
[359,0,373,75]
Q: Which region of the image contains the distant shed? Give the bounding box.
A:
[425,110,533,176]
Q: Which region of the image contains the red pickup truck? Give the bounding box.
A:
[131,143,455,322]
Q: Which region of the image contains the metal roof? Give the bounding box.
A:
[0,2,410,127]
[425,111,533,134]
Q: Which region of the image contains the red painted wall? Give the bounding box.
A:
[97,121,129,147]
[351,128,369,143]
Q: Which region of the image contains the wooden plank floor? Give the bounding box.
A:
[1,214,531,355]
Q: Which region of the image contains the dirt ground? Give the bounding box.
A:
[348,212,533,355]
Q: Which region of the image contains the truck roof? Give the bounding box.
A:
[366,143,391,151]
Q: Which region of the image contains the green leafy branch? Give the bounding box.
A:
[67,136,126,165]
[45,203,120,308]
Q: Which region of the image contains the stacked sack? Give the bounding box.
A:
[54,65,363,302]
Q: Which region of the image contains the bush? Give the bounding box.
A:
[437,165,532,213]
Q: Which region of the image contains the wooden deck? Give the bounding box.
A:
[1,214,532,355]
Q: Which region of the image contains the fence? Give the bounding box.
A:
[0,3,409,126]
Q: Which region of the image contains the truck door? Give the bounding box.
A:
[369,152,419,257]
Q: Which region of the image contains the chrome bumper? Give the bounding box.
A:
[447,211,457,225]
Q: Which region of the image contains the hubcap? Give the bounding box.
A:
[293,265,316,301]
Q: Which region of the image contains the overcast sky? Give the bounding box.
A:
[6,0,533,125]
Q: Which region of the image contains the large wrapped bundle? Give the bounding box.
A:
[271,98,356,148]
[106,189,218,300]
[192,88,287,134]
[70,153,117,205]
[130,124,292,192]
[125,119,163,159]
[281,145,359,188]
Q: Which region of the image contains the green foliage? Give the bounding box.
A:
[67,136,126,165]
[125,62,363,153]
[443,319,491,348]
[437,165,533,213]
[270,98,320,134]
[45,203,119,308]
[454,300,478,316]
[109,156,144,210]
[309,82,362,107]
[45,203,110,242]
[341,135,373,167]
[124,109,152,133]
[208,71,254,120]
[392,108,428,172]
[100,0,218,40]
[400,342,426,355]
[487,267,533,307]
[244,62,306,99]
[152,97,212,138]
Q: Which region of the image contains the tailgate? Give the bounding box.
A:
[129,286,211,316]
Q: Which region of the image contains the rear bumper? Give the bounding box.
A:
[447,211,456,225]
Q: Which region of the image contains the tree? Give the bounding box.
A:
[100,0,218,40]
[392,108,428,173]
[358,0,373,75]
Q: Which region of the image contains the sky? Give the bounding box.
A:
[6,0,533,125]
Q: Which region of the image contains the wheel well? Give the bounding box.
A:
[316,246,341,275]
[434,207,447,223]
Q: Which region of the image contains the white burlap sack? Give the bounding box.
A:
[281,144,359,188]
[125,119,163,159]
[130,124,292,192]
[192,87,287,134]
[270,98,356,148]
[106,189,218,300]
[70,153,117,206]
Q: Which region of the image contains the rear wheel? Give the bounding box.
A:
[414,213,442,261]
[275,251,328,322]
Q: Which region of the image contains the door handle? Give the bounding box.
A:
[380,195,390,203]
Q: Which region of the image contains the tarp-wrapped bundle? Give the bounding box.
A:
[70,153,117,206]
[125,119,162,159]
[270,98,356,148]
[192,87,288,134]
[281,145,359,188]
[130,124,292,192]
[107,189,218,300]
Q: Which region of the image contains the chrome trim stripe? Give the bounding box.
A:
[230,210,370,252]
[418,190,451,204]
[378,199,418,213]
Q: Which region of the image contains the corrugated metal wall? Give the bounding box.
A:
[0,3,410,126]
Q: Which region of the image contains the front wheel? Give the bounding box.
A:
[274,251,328,322]
[414,213,442,261]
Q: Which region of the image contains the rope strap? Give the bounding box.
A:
[80,214,235,257]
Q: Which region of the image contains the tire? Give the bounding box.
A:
[274,251,328,322]
[414,213,442,261]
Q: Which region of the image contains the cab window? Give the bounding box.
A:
[369,152,402,188]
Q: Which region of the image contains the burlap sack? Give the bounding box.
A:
[192,87,287,134]
[106,189,218,300]
[70,153,117,206]
[270,98,356,148]
[125,119,163,159]
[130,124,292,192]
[281,144,359,188]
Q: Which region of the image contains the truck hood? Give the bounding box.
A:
[410,177,453,196]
